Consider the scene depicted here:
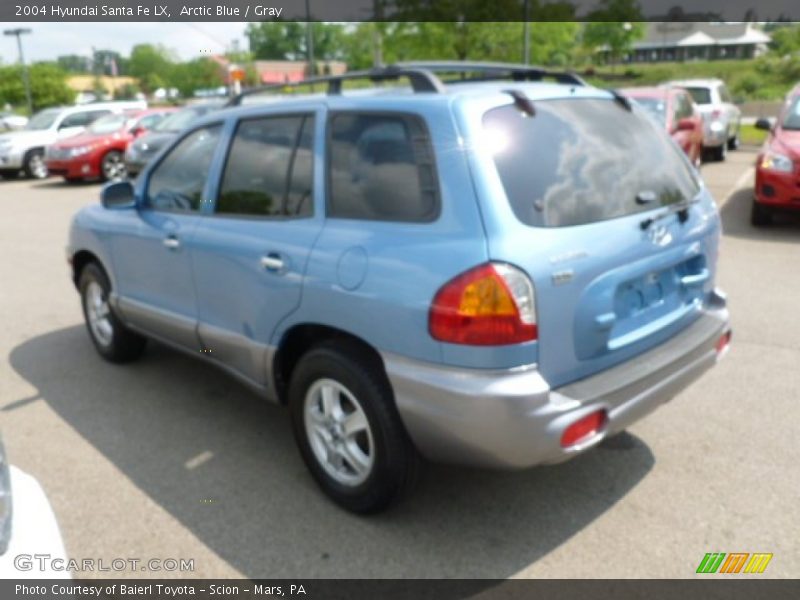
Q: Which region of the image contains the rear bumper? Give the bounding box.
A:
[385,290,730,469]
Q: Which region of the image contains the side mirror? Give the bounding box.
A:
[676,118,696,131]
[755,118,772,131]
[101,180,136,209]
[129,126,144,137]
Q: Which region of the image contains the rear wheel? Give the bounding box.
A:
[23,149,48,179]
[288,341,419,513]
[100,150,126,182]
[750,200,772,227]
[727,131,740,151]
[713,142,727,162]
[79,262,147,363]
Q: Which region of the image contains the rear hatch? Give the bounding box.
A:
[477,94,720,388]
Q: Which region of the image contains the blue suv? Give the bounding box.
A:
[67,63,731,513]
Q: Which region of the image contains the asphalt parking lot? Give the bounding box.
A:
[1,147,798,579]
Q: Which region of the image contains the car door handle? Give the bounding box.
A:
[163,236,180,250]
[260,254,285,272]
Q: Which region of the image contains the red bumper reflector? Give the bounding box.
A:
[715,330,732,354]
[560,410,608,448]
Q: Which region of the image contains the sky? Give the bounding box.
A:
[0,23,250,64]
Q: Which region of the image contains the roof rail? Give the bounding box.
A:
[226,61,586,107]
[226,66,446,106]
[392,61,587,86]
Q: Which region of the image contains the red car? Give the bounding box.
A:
[752,90,800,226]
[45,108,176,182]
[621,86,704,167]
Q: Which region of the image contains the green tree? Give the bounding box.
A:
[57,54,90,73]
[246,22,347,63]
[128,44,174,93]
[770,24,800,57]
[171,58,224,98]
[0,63,73,110]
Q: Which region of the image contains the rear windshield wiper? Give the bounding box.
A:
[639,197,700,230]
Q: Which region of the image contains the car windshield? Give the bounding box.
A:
[25,109,61,130]
[684,87,712,105]
[630,97,667,125]
[87,113,132,134]
[154,108,205,132]
[484,97,700,228]
[781,97,800,130]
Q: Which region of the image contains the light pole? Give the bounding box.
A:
[3,28,33,115]
[304,0,315,78]
[522,0,530,64]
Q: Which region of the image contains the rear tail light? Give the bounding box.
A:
[561,410,608,448]
[429,262,537,346]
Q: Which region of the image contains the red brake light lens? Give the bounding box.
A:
[429,263,537,346]
[561,410,608,448]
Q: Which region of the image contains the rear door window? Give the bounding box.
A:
[327,113,439,222]
[217,114,314,217]
[483,98,699,228]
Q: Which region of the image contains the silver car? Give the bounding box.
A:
[666,79,741,162]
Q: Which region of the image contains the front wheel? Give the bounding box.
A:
[23,149,48,179]
[289,342,419,513]
[79,262,147,363]
[100,150,126,181]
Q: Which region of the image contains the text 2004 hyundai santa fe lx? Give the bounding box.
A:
[66,63,731,513]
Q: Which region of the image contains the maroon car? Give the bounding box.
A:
[621,86,704,167]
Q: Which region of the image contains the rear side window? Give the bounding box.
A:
[60,110,110,129]
[484,98,699,228]
[327,113,439,222]
[217,115,314,217]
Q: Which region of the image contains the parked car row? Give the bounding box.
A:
[621,78,742,166]
[0,101,224,183]
[66,62,731,512]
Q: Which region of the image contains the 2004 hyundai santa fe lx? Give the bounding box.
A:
[67,63,732,513]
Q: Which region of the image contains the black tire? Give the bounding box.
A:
[750,200,772,227]
[79,262,147,363]
[100,150,126,182]
[727,132,740,151]
[713,142,727,162]
[288,341,419,513]
[23,148,48,179]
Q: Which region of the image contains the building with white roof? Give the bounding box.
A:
[611,22,772,63]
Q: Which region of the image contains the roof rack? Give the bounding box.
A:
[226,61,586,106]
[392,61,587,86]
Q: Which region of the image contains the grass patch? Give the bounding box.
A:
[739,124,769,146]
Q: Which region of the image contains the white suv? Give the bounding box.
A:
[0,101,146,179]
[666,79,741,162]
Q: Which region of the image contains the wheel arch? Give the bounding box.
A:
[272,323,387,405]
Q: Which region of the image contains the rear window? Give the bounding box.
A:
[684,87,712,105]
[483,98,699,228]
